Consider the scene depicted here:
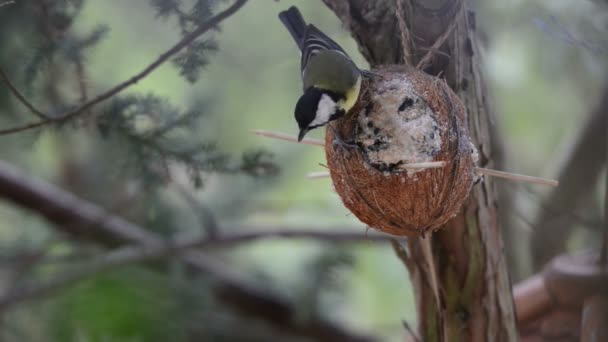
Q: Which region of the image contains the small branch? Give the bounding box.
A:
[475,167,558,187]
[0,68,49,120]
[251,129,324,147]
[0,0,249,135]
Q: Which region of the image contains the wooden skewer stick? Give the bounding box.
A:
[252,129,559,187]
[474,167,559,187]
[252,129,445,169]
[307,169,559,187]
[251,129,324,147]
[398,161,446,169]
[310,161,446,170]
[307,172,331,179]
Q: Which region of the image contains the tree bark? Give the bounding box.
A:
[322,1,517,340]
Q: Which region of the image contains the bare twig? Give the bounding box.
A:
[0,0,249,135]
[0,68,49,120]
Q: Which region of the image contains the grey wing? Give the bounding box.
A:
[300,24,353,75]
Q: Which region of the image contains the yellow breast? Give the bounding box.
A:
[339,76,361,113]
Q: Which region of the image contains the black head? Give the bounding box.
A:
[294,87,345,141]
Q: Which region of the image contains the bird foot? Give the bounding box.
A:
[328,125,358,157]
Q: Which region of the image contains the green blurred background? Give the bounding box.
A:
[0,0,606,341]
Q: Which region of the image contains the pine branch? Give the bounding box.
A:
[0,0,248,135]
[0,159,376,342]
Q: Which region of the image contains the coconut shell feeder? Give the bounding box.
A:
[253,65,558,238]
[324,66,476,236]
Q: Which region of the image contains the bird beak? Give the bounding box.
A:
[298,128,309,142]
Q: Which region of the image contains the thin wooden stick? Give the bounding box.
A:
[252,130,445,169]
[308,168,559,187]
[251,129,324,146]
[399,161,446,169]
[307,172,331,179]
[474,167,559,187]
[252,129,559,187]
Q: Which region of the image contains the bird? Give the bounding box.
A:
[279,6,364,142]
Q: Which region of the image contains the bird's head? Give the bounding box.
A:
[295,87,345,141]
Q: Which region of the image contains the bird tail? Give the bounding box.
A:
[278,6,307,50]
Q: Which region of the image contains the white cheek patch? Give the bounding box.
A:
[310,94,336,127]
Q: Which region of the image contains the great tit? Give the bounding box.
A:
[279,6,363,141]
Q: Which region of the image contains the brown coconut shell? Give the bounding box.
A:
[325,66,475,236]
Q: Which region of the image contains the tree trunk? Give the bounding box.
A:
[322,1,518,340]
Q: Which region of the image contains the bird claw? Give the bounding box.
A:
[327,124,357,157]
[331,137,358,157]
